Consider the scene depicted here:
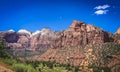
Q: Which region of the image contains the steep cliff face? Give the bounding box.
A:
[30,28,56,51]
[115,28,120,34]
[53,20,113,48]
[114,28,120,44]
[0,28,56,57]
[0,31,19,43]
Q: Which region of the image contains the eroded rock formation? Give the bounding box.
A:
[53,20,113,48]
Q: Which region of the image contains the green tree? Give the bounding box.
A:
[0,40,9,58]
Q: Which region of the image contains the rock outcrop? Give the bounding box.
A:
[30,28,56,51]
[0,28,56,57]
[115,28,120,34]
[53,20,113,48]
[114,28,120,44]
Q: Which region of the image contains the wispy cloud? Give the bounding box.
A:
[94,10,108,15]
[93,4,110,15]
[94,4,110,9]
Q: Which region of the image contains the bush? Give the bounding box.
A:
[13,63,36,72]
[3,58,17,65]
[0,40,10,58]
[13,63,26,72]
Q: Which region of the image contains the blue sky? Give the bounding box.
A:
[0,0,120,33]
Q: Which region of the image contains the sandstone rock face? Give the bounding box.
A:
[0,28,56,52]
[53,20,112,48]
[0,20,114,57]
[114,28,120,44]
[116,28,120,34]
[30,28,56,51]
[0,20,114,52]
[0,32,19,43]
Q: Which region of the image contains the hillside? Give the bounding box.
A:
[0,61,13,72]
[37,43,120,67]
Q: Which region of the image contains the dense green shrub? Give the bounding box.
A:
[36,63,67,72]
[103,67,111,72]
[13,63,26,72]
[3,58,17,65]
[13,63,36,72]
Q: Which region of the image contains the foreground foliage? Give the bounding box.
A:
[0,58,111,72]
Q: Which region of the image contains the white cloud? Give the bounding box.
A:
[93,4,110,15]
[94,10,108,15]
[94,4,110,9]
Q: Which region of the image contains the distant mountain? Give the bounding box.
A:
[0,28,56,57]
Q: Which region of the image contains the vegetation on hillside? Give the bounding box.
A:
[0,40,120,72]
[0,58,109,72]
[0,40,10,58]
